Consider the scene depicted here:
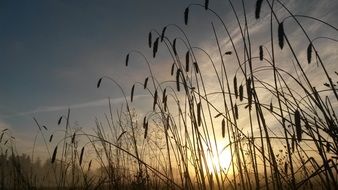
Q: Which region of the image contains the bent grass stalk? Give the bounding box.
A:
[3,0,338,189]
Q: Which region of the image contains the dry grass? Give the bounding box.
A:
[1,0,338,189]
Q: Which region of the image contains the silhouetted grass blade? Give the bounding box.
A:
[117,131,126,142]
[88,160,92,171]
[214,113,222,118]
[278,22,285,49]
[166,116,170,130]
[326,142,331,153]
[255,0,263,19]
[259,45,263,61]
[205,0,209,10]
[49,134,53,142]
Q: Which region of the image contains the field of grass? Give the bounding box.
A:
[1,0,337,189]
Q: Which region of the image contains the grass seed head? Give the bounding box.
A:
[57,116,63,125]
[153,90,158,111]
[295,110,302,142]
[171,63,175,76]
[184,7,189,25]
[125,53,129,66]
[185,51,190,72]
[222,119,225,138]
[255,0,263,19]
[144,77,149,89]
[278,22,285,49]
[71,132,76,144]
[197,102,202,126]
[307,43,312,64]
[153,37,159,58]
[79,146,85,166]
[234,75,238,99]
[239,84,244,101]
[176,69,181,91]
[144,121,148,139]
[148,32,152,48]
[205,0,209,10]
[49,134,53,142]
[234,104,239,120]
[161,26,167,42]
[193,62,199,73]
[51,146,57,164]
[97,78,103,88]
[173,38,178,56]
[131,84,135,102]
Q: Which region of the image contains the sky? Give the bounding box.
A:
[1,0,337,157]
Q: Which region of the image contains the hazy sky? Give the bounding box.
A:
[1,0,337,155]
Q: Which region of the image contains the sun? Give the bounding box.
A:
[206,146,232,174]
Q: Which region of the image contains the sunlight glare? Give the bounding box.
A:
[206,147,232,174]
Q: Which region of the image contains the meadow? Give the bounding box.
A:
[1,0,337,189]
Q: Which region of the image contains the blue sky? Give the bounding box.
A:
[1,0,338,156]
[0,0,191,114]
[0,0,203,155]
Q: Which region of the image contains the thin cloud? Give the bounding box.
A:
[3,95,148,118]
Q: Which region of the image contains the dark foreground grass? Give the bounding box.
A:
[1,0,338,189]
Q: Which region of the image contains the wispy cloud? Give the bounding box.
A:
[3,95,148,118]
